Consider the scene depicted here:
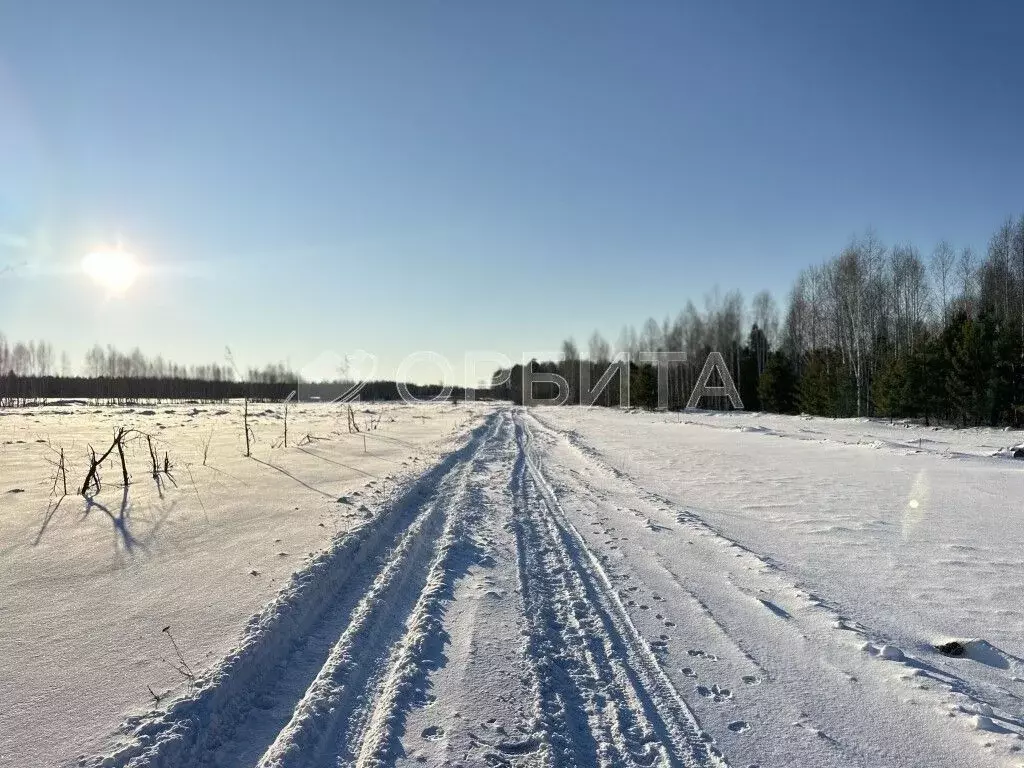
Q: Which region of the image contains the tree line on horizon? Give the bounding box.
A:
[0,340,466,407]
[494,216,1024,428]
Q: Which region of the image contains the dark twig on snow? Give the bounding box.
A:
[80,427,177,498]
[161,625,196,691]
[81,427,130,495]
[45,441,69,498]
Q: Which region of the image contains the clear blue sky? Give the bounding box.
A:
[2,1,1023,384]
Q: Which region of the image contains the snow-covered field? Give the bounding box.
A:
[2,403,1023,767]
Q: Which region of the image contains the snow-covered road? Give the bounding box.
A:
[80,406,1024,767]
[87,411,722,767]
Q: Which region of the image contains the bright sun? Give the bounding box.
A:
[82,246,141,294]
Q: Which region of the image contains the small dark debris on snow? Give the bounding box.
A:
[7,488,25,494]
[277,552,289,557]
[936,640,966,657]
[250,569,261,576]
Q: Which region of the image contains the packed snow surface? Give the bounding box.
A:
[2,403,1023,767]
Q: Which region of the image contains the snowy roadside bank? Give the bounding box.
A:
[533,406,1024,766]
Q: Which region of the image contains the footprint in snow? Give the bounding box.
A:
[422,725,445,741]
[688,649,718,661]
[728,720,751,733]
[681,667,698,678]
[696,684,732,702]
[741,675,761,685]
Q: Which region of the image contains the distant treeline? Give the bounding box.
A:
[0,374,470,408]
[0,340,470,407]
[297,379,471,404]
[0,374,290,406]
[495,217,1024,428]
[0,339,295,383]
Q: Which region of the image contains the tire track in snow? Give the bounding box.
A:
[528,413,783,575]
[258,411,509,768]
[395,411,542,766]
[511,413,726,768]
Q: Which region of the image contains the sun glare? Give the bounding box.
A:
[82,246,140,294]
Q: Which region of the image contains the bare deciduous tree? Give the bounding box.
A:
[958,246,977,311]
[931,240,956,325]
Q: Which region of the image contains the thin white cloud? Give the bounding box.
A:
[0,232,30,250]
